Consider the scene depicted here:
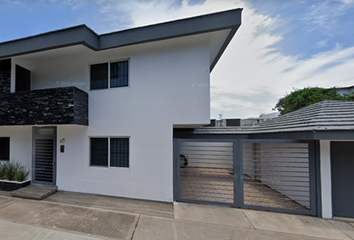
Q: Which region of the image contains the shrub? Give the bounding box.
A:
[4,162,18,181]
[0,162,29,182]
[0,163,6,180]
[16,165,30,182]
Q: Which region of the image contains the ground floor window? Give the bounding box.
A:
[0,137,10,161]
[90,137,129,168]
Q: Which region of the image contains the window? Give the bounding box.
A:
[90,138,129,168]
[90,63,108,90]
[110,138,129,167]
[0,137,10,161]
[16,65,31,92]
[90,60,129,90]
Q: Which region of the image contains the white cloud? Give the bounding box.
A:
[335,0,354,4]
[98,0,354,118]
[301,0,353,36]
[0,0,21,3]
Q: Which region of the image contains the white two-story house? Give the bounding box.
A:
[0,9,242,202]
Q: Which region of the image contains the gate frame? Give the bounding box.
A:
[173,138,317,216]
[239,139,317,216]
[174,138,238,207]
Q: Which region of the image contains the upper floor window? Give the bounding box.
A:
[90,60,129,90]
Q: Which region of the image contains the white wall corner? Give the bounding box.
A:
[320,140,332,219]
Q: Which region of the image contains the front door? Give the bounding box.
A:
[32,127,56,184]
[331,142,354,218]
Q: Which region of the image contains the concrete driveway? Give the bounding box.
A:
[0,194,353,240]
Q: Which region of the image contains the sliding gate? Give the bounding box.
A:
[174,139,317,215]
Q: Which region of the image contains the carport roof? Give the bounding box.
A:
[184,100,354,140]
[0,8,242,71]
[253,100,354,133]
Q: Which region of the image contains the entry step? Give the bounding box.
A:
[11,184,58,200]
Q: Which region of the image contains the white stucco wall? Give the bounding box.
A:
[0,126,32,175]
[8,36,211,202]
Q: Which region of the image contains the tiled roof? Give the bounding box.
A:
[195,100,354,134]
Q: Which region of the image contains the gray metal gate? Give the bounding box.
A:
[176,140,235,205]
[174,139,316,215]
[32,127,57,184]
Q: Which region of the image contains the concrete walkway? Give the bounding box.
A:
[0,194,353,240]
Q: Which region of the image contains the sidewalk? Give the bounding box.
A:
[0,194,353,240]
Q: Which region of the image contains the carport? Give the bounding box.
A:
[174,100,354,218]
[174,137,317,216]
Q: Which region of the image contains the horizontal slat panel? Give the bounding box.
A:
[34,136,54,183]
[179,141,234,204]
[243,142,310,211]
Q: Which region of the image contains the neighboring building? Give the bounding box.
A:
[207,113,279,128]
[174,100,354,219]
[0,9,242,202]
[209,118,241,127]
[241,112,279,126]
[259,112,279,120]
[240,117,262,126]
[328,85,354,96]
[208,114,279,128]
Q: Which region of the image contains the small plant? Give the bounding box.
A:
[0,163,6,179]
[16,165,30,182]
[0,161,30,182]
[4,162,18,181]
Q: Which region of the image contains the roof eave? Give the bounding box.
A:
[0,8,242,70]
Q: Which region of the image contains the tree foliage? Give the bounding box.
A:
[274,87,354,115]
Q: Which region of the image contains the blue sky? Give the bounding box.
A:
[1,0,353,118]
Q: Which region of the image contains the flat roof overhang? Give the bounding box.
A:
[173,128,354,140]
[0,8,242,72]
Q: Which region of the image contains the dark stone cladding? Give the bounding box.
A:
[0,86,88,126]
[0,59,11,94]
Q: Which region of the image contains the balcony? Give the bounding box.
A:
[0,87,88,126]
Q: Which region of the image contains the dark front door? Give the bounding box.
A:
[15,65,31,92]
[32,127,56,185]
[331,142,354,218]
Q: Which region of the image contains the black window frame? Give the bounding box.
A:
[0,137,10,161]
[90,60,129,90]
[90,137,129,168]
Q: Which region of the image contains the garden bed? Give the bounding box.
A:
[0,179,31,191]
[0,161,30,191]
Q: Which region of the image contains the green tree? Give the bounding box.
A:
[274,87,354,115]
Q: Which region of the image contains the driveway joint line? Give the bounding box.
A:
[130,215,141,240]
[0,198,21,210]
[328,220,354,240]
[241,210,255,229]
[26,227,45,240]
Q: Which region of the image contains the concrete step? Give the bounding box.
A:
[11,184,57,200]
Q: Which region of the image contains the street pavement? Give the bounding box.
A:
[0,195,353,240]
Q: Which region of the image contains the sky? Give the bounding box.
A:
[0,0,354,119]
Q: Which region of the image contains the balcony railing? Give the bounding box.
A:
[0,86,88,126]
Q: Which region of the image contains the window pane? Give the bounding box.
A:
[110,61,128,88]
[110,138,129,167]
[0,137,9,161]
[90,138,108,166]
[91,63,108,90]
